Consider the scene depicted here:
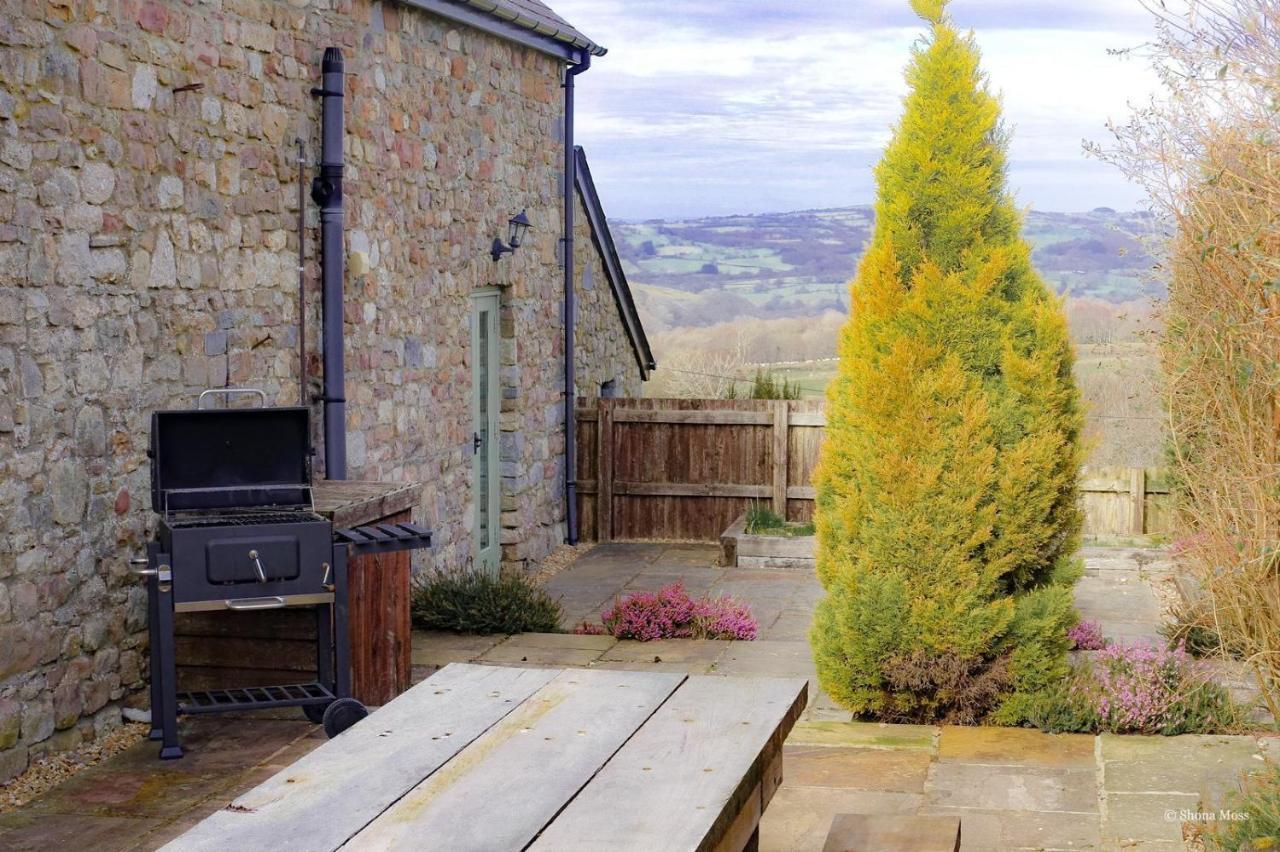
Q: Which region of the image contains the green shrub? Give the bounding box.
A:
[410,568,563,635]
[749,369,801,400]
[1207,762,1280,851]
[745,503,815,537]
[1024,673,1100,734]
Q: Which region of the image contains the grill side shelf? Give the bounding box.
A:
[335,523,432,557]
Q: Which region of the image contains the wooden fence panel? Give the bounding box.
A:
[575,399,1173,542]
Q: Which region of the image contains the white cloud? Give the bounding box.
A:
[552,0,1162,218]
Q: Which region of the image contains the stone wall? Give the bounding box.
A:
[572,188,644,401]
[0,0,641,779]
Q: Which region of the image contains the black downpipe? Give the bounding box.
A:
[312,48,346,480]
[564,53,590,545]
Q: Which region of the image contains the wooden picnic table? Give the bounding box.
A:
[166,663,807,852]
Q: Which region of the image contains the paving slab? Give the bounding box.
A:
[649,544,723,567]
[1101,732,1268,804]
[409,631,502,666]
[598,638,730,665]
[589,659,717,674]
[761,608,814,641]
[714,640,817,680]
[22,718,312,820]
[621,571,724,593]
[759,786,923,852]
[788,721,938,752]
[802,690,853,722]
[475,642,604,667]
[783,744,931,793]
[925,762,1099,813]
[1073,572,1164,645]
[1103,792,1199,844]
[0,812,167,852]
[502,631,617,651]
[920,805,1103,851]
[938,725,1095,768]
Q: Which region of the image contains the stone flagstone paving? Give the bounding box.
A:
[2,542,1275,851]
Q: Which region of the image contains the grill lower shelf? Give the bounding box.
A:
[178,682,335,714]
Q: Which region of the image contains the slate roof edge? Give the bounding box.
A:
[574,146,657,380]
[396,0,606,60]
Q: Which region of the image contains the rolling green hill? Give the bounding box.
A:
[615,206,1160,330]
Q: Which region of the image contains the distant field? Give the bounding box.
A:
[724,342,1165,468]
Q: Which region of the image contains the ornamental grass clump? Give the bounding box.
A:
[810,0,1083,725]
[1096,0,1280,720]
[595,582,757,641]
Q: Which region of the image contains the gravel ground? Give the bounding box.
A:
[531,542,594,584]
[0,722,149,814]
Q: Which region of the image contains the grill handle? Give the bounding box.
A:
[129,557,163,578]
[225,597,287,611]
[248,549,268,583]
[197,387,268,409]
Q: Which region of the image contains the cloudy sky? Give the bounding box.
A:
[550,0,1162,220]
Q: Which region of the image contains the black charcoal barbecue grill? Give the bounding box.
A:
[134,388,431,759]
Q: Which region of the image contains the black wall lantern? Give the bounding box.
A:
[490,209,532,261]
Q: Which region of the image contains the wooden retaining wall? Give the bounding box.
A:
[575,398,1172,542]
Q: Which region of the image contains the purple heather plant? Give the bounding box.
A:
[599,582,758,641]
[1030,640,1241,735]
[1090,641,1236,735]
[1067,619,1108,651]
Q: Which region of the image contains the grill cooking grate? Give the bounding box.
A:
[166,511,322,529]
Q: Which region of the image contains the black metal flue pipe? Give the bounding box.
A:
[563,53,591,545]
[312,47,346,480]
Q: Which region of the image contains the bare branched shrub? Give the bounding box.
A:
[645,330,750,398]
[1097,0,1280,717]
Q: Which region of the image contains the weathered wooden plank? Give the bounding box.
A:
[598,399,615,543]
[348,511,413,705]
[528,676,808,852]
[312,481,420,530]
[575,399,1167,542]
[165,664,560,852]
[614,409,773,426]
[772,402,789,515]
[614,481,771,499]
[1130,467,1146,535]
[345,668,686,851]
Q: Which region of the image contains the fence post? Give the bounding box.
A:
[1129,467,1145,536]
[772,401,789,518]
[597,398,614,542]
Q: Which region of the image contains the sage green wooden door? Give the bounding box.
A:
[471,291,501,576]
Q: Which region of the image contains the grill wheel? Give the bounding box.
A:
[303,701,330,724]
[322,697,368,738]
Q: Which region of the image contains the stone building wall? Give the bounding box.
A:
[571,189,645,400]
[0,0,639,779]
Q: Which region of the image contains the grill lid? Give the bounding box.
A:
[150,406,313,513]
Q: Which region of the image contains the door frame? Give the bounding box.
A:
[470,289,502,576]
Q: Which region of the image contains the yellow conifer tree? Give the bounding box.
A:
[810,0,1084,723]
